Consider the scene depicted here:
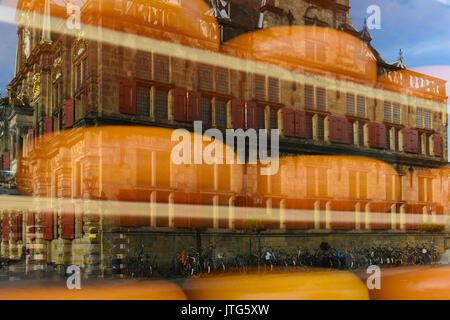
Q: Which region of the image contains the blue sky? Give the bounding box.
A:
[0,0,448,157]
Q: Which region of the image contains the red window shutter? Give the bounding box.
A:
[119,80,137,114]
[232,99,245,129]
[42,209,54,240]
[434,134,443,157]
[339,118,349,144]
[402,128,411,153]
[377,124,386,149]
[368,122,378,148]
[246,101,257,129]
[2,218,9,242]
[61,203,75,240]
[63,99,75,128]
[295,111,307,138]
[410,129,419,153]
[28,212,35,241]
[329,116,338,143]
[172,88,187,122]
[187,91,201,121]
[282,108,295,137]
[329,116,348,144]
[11,214,22,242]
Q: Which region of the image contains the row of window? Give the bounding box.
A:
[131,52,439,130]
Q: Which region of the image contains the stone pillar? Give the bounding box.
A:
[150,191,157,227]
[423,206,429,224]
[314,200,320,230]
[355,202,361,230]
[228,197,235,230]
[365,203,371,230]
[325,201,331,230]
[390,204,397,230]
[280,199,286,230]
[399,204,406,231]
[213,195,219,229]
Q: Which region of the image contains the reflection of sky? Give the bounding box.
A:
[0,0,448,157]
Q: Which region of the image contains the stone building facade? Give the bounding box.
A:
[0,0,448,276]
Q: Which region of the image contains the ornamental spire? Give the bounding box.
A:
[41,0,52,43]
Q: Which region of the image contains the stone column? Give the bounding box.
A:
[390,204,397,230]
[399,204,406,231]
[325,201,331,230]
[355,202,361,230]
[279,199,286,231]
[365,203,371,230]
[228,196,235,230]
[213,195,219,229]
[314,200,320,230]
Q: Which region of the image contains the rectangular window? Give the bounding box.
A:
[418,177,425,202]
[155,152,170,187]
[316,87,326,110]
[136,51,151,80]
[424,110,431,130]
[268,77,280,103]
[154,89,168,120]
[201,97,212,126]
[318,169,328,197]
[427,178,433,202]
[386,175,393,201]
[394,128,399,151]
[358,122,364,146]
[199,64,213,91]
[416,108,423,128]
[306,167,316,197]
[215,100,227,128]
[215,67,229,94]
[348,121,354,144]
[254,75,266,101]
[256,105,265,130]
[218,164,231,191]
[305,85,314,109]
[317,115,325,141]
[269,108,277,129]
[154,54,170,83]
[360,172,367,199]
[136,149,151,187]
[357,95,365,117]
[385,126,391,150]
[393,103,400,124]
[384,101,391,122]
[136,86,150,116]
[349,171,357,199]
[200,164,214,191]
[346,93,355,115]
[306,114,313,139]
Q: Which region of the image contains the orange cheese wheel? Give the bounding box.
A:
[359,266,450,300]
[0,280,187,300]
[184,269,369,300]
